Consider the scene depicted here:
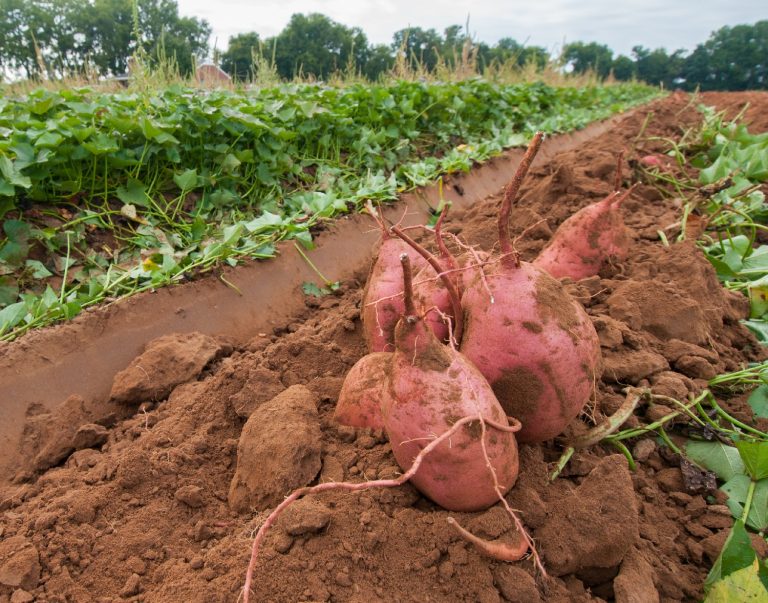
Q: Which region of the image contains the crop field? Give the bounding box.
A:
[1,83,767,603]
[0,81,656,339]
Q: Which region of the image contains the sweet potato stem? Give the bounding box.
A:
[434,205,453,263]
[400,253,416,317]
[241,415,517,602]
[498,132,544,262]
[391,225,464,343]
[365,200,388,237]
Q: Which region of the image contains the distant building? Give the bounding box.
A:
[196,63,232,85]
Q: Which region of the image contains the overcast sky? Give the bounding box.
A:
[177,0,766,58]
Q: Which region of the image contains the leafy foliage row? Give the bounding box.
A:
[0,80,658,338]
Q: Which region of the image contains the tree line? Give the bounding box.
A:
[0,0,210,79]
[0,0,765,91]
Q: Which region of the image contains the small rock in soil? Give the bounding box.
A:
[71,423,109,450]
[602,349,669,384]
[174,485,205,508]
[228,366,285,418]
[119,573,141,598]
[649,371,693,400]
[538,455,638,575]
[613,548,659,603]
[279,499,331,536]
[319,454,345,483]
[632,439,656,463]
[10,590,34,603]
[607,280,710,344]
[679,458,716,495]
[109,332,226,404]
[675,355,717,380]
[591,316,625,349]
[32,395,88,471]
[661,339,719,363]
[0,536,40,591]
[655,467,685,493]
[228,385,322,512]
[492,565,541,603]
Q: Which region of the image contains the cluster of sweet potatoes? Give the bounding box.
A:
[336,132,633,511]
[242,133,634,599]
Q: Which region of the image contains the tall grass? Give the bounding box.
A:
[1,31,625,97]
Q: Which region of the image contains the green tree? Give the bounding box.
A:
[632,45,684,88]
[273,13,368,79]
[362,43,394,81]
[391,26,443,72]
[0,0,92,79]
[220,32,261,80]
[0,0,210,78]
[683,21,767,90]
[562,41,614,78]
[611,55,636,81]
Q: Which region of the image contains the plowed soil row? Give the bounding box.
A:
[1,91,767,603]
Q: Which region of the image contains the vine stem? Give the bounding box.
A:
[498,132,543,262]
[741,479,756,524]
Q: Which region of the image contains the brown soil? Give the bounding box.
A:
[2,92,768,603]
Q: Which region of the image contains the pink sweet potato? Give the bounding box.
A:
[334,352,391,430]
[361,205,427,352]
[382,254,520,511]
[460,133,602,443]
[533,187,632,280]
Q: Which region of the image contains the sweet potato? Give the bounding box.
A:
[382,254,520,511]
[333,352,390,430]
[533,187,632,280]
[360,205,427,352]
[460,133,602,443]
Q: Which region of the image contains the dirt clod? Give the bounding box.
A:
[613,548,659,603]
[109,332,226,404]
[174,484,205,508]
[228,385,322,512]
[539,455,638,576]
[0,537,40,591]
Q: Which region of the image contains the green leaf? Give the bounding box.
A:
[35,131,64,148]
[4,220,31,242]
[743,319,768,344]
[705,560,768,602]
[82,133,119,155]
[0,276,19,306]
[25,259,53,279]
[221,224,243,248]
[720,475,768,530]
[243,211,284,234]
[747,385,768,418]
[302,281,330,297]
[687,441,746,481]
[173,169,199,191]
[735,440,768,481]
[705,520,756,591]
[293,230,314,250]
[116,180,149,207]
[0,301,27,333]
[220,153,241,173]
